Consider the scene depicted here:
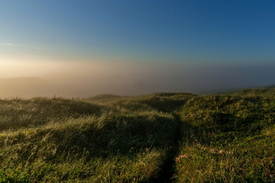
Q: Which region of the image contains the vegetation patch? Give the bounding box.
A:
[0,89,274,182]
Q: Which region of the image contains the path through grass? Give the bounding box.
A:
[0,89,274,182]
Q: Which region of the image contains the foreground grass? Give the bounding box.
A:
[0,97,177,182]
[0,89,274,182]
[174,93,275,182]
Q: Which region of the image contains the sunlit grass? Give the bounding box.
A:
[0,89,274,182]
[173,92,275,182]
[0,96,177,182]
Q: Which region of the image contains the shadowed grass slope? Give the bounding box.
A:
[0,95,180,182]
[0,98,103,131]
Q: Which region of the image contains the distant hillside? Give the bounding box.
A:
[201,83,275,95]
[264,84,275,89]
[0,77,46,84]
[0,77,50,97]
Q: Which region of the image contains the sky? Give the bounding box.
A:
[0,0,275,97]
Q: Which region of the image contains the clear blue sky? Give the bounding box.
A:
[1,0,275,64]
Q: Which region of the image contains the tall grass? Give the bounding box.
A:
[174,94,275,182]
[0,89,274,182]
[0,96,178,182]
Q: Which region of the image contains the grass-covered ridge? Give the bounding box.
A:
[0,89,274,182]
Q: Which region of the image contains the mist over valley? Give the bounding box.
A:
[1,62,274,98]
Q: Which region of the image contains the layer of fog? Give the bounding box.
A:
[0,61,274,98]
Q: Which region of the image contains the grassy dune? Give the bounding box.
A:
[0,89,274,182]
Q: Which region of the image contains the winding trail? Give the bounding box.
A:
[149,114,183,183]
